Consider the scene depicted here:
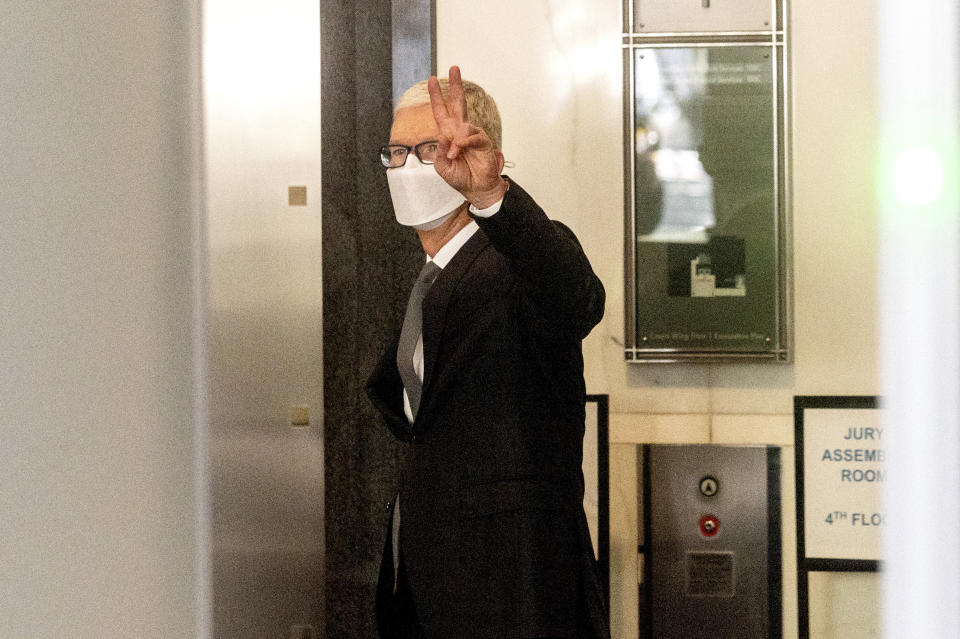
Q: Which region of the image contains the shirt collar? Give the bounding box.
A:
[429,220,479,269]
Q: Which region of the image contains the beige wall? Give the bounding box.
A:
[438,0,880,636]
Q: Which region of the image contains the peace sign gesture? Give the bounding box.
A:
[428,66,509,210]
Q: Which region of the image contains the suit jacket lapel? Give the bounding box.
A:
[417,228,489,426]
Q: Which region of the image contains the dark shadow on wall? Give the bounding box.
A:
[321,0,432,636]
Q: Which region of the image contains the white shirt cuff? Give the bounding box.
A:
[469,198,504,218]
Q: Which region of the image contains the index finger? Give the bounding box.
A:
[427,76,451,124]
[447,66,467,121]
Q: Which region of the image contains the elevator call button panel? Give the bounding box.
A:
[641,444,781,638]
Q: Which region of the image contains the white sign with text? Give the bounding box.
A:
[803,408,885,561]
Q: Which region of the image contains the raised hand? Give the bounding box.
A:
[428,66,509,209]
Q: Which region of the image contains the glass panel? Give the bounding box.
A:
[632,46,777,354]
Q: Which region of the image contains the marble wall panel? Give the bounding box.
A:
[321,0,426,635]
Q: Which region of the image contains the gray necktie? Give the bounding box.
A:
[397,260,441,419]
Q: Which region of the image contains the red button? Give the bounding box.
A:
[699,514,720,537]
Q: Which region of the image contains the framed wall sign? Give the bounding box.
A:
[622,0,791,362]
[794,396,884,639]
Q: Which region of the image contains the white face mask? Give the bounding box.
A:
[386,156,466,230]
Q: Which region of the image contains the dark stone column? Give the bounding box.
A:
[321,1,433,636]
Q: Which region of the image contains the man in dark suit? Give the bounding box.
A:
[367,66,609,639]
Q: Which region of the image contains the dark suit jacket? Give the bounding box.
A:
[367,178,609,639]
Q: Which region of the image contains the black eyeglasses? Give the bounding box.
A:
[379,140,440,168]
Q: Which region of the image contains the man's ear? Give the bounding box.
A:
[496,150,505,174]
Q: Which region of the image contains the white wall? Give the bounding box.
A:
[0,2,205,637]
[438,0,880,636]
[203,0,325,636]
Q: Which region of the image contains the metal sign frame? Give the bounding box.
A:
[622,0,793,363]
[585,394,611,607]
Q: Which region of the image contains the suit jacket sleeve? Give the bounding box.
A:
[366,338,413,442]
[471,177,605,340]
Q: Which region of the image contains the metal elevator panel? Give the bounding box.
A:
[205,1,325,635]
[641,445,781,638]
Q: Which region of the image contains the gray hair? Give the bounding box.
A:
[396,77,503,150]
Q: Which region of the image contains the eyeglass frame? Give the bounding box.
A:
[378,140,441,168]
